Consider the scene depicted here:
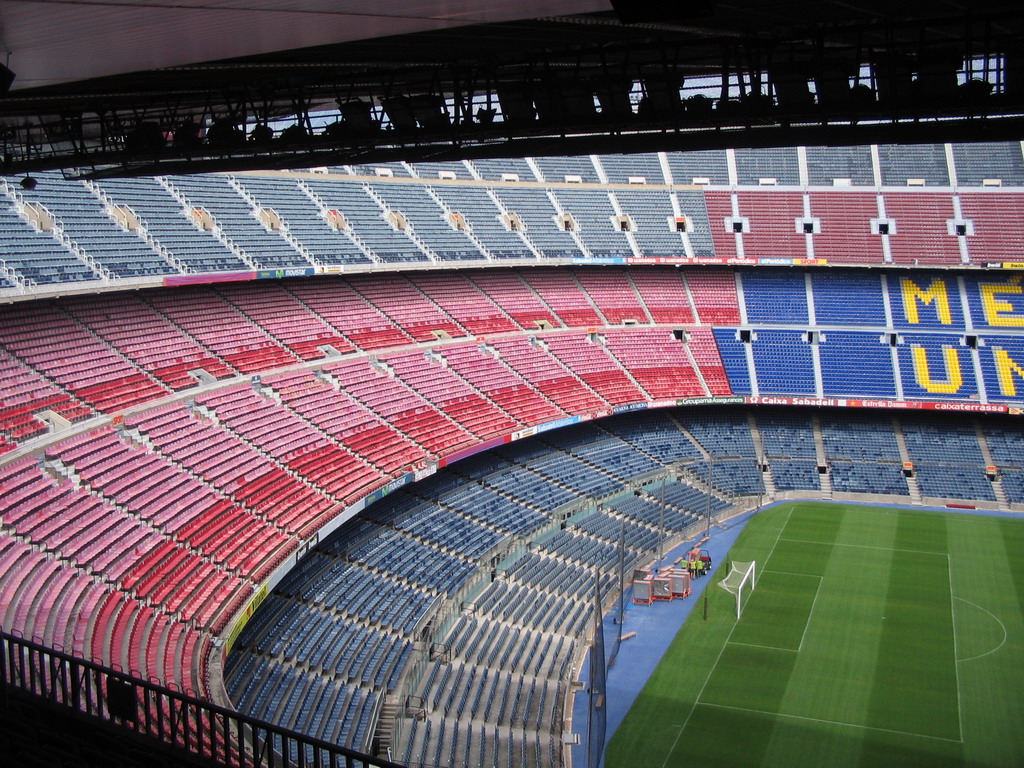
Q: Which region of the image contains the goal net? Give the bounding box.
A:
[718,560,757,619]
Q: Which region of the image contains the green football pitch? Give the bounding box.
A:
[605,502,1024,768]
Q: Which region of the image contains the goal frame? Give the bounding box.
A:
[718,560,757,619]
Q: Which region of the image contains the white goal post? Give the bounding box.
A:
[718,560,757,619]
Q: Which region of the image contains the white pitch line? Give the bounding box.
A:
[947,554,964,743]
[780,537,947,556]
[658,506,794,768]
[696,701,963,744]
[762,569,824,579]
[796,574,823,653]
[953,596,1008,663]
[727,641,798,652]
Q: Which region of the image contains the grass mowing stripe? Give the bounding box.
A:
[729,571,821,651]
[864,512,960,742]
[759,507,898,764]
[998,516,1024,621]
[660,506,797,768]
[952,515,1024,768]
[697,701,964,743]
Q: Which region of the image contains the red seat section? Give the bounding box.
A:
[604,328,706,400]
[467,270,561,330]
[573,267,653,325]
[686,327,733,396]
[542,333,646,406]
[289,278,413,350]
[438,342,566,427]
[0,305,168,412]
[491,336,608,416]
[382,349,521,439]
[413,272,519,336]
[216,282,355,360]
[959,191,1024,263]
[808,191,885,264]
[703,190,739,259]
[686,268,742,324]
[521,269,605,327]
[736,190,807,260]
[265,369,426,475]
[883,191,962,265]
[325,357,477,458]
[628,268,695,324]
[129,404,336,539]
[198,384,382,505]
[147,289,299,373]
[61,295,235,389]
[349,273,466,342]
[0,349,93,443]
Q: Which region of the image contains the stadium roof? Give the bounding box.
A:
[2,1,1023,177]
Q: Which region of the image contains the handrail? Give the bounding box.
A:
[0,630,408,768]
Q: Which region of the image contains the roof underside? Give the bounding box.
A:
[2,1,1023,177]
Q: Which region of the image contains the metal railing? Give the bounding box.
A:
[0,630,407,768]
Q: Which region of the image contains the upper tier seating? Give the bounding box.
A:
[428,185,533,259]
[370,183,484,260]
[597,152,665,184]
[198,384,382,504]
[548,188,633,258]
[734,147,801,186]
[232,175,372,265]
[489,187,582,259]
[304,179,427,263]
[805,145,874,186]
[878,143,950,186]
[324,357,477,457]
[533,156,599,184]
[613,189,687,258]
[24,172,175,278]
[2,266,1022,461]
[951,142,1024,186]
[265,369,426,475]
[664,149,729,185]
[411,160,474,180]
[1,144,1023,290]
[97,176,248,273]
[0,349,92,444]
[0,195,97,283]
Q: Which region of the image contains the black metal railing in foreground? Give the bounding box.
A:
[0,630,407,768]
